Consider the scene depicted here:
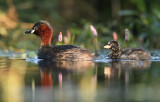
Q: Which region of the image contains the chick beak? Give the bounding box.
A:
[104,45,111,49]
[24,29,35,34]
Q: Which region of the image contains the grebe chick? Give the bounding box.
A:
[104,40,151,60]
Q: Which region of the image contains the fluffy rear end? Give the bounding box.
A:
[121,48,151,60]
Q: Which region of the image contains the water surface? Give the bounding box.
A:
[0,52,160,102]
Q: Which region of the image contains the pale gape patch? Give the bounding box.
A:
[31,29,35,34]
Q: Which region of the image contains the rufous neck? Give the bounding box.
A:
[40,29,53,46]
[41,37,52,46]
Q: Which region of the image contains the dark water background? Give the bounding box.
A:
[0,52,160,102]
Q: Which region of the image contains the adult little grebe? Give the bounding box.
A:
[25,20,95,61]
[104,40,151,60]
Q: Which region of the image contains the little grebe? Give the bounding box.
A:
[104,40,151,60]
[25,20,95,61]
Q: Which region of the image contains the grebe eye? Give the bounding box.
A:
[33,27,38,31]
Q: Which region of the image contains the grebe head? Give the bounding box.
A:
[104,40,121,51]
[25,20,53,46]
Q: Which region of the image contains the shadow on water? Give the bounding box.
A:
[1,55,160,102]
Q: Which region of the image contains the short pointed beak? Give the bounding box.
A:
[104,45,111,49]
[24,29,35,34]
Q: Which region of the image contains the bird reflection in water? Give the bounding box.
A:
[39,60,95,87]
[38,60,96,101]
[104,60,151,100]
[104,60,151,80]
